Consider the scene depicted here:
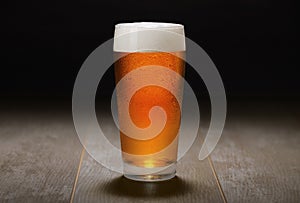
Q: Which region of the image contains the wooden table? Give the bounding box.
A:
[1,100,299,202]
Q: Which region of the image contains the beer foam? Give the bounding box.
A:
[114,22,185,52]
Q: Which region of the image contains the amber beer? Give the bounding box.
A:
[113,23,185,181]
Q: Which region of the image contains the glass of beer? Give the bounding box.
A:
[113,22,185,181]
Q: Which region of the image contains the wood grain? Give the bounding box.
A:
[72,117,225,203]
[1,101,299,202]
[0,108,82,203]
[211,102,300,203]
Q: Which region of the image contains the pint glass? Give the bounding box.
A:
[113,22,185,181]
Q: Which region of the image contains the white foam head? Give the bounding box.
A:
[114,22,185,52]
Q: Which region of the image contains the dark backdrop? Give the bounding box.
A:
[4,0,298,102]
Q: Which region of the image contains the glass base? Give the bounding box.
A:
[124,172,176,182]
[123,162,176,182]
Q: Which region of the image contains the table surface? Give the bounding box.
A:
[1,101,299,203]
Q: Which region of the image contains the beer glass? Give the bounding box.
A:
[113,22,185,181]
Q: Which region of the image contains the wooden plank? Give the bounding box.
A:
[72,117,225,203]
[211,101,300,203]
[0,107,82,202]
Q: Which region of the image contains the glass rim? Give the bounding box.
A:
[115,22,184,29]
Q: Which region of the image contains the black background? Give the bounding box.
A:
[4,0,298,101]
